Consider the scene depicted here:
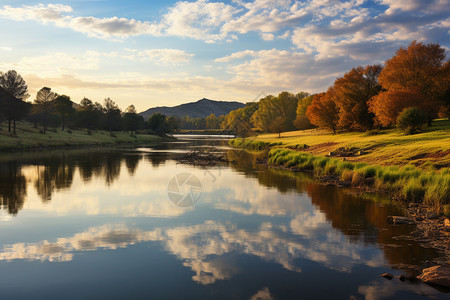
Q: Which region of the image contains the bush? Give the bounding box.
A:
[397,107,427,134]
[403,179,426,202]
[352,171,365,186]
[341,170,354,181]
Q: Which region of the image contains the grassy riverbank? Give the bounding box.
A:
[0,121,162,151]
[229,119,450,208]
[251,119,450,168]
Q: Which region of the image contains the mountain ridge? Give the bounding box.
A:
[139,98,245,120]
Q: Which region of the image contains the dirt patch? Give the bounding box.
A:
[307,142,339,153]
[425,149,450,159]
[409,150,450,160]
[408,153,428,160]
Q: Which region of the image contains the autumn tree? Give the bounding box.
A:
[306,91,339,134]
[368,87,425,126]
[374,41,448,125]
[332,65,382,131]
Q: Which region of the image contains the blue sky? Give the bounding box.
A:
[0,0,449,111]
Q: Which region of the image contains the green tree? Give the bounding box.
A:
[0,87,31,134]
[252,92,299,134]
[77,98,103,133]
[34,87,58,133]
[122,105,143,134]
[148,113,168,135]
[0,70,29,100]
[294,95,315,130]
[53,95,74,131]
[103,97,122,134]
[0,71,30,133]
[397,107,427,134]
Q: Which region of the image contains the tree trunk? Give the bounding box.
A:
[278,132,281,138]
[61,116,65,131]
[8,117,11,132]
[13,119,16,135]
[427,117,432,127]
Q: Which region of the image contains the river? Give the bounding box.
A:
[0,136,446,299]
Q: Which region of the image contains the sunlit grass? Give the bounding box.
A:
[249,119,450,167]
[267,148,450,206]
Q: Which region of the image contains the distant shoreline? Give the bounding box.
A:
[0,121,163,152]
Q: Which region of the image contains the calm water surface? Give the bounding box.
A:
[0,137,446,299]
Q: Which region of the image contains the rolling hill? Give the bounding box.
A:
[139,98,245,120]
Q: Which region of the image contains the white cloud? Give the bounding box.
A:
[124,49,195,65]
[161,0,239,42]
[216,48,348,92]
[2,51,101,77]
[215,50,258,62]
[0,4,162,40]
[260,33,275,41]
[0,0,449,47]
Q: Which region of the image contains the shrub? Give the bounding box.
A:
[397,107,427,134]
[362,166,378,178]
[341,170,354,181]
[352,171,365,186]
[403,179,426,202]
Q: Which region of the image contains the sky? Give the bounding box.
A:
[0,0,449,112]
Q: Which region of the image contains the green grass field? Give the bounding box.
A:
[0,121,162,151]
[251,119,450,168]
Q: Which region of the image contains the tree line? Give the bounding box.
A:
[0,73,184,136]
[222,41,449,136]
[0,72,232,136]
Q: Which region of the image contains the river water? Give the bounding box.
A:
[0,136,446,299]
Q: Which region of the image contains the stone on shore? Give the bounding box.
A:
[417,265,450,288]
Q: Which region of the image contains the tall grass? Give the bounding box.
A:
[267,148,450,206]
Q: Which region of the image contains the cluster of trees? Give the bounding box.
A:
[177,114,225,130]
[221,41,449,136]
[306,41,449,134]
[0,71,180,136]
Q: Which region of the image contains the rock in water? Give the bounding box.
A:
[380,273,394,280]
[387,216,415,225]
[417,265,450,288]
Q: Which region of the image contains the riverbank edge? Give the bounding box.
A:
[0,133,167,152]
[230,139,449,207]
[230,139,450,286]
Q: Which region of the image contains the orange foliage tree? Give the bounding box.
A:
[332,65,382,131]
[368,88,425,126]
[372,41,448,125]
[306,91,339,134]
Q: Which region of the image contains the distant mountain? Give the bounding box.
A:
[139,98,245,120]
